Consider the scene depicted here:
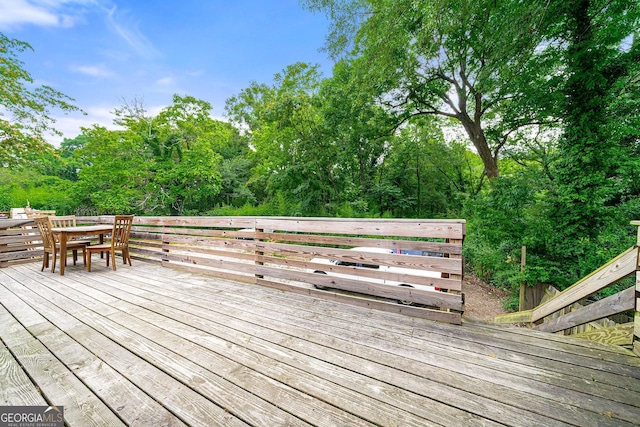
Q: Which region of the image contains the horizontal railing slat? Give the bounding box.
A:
[535,287,636,333]
[255,218,465,239]
[257,232,463,255]
[256,265,463,311]
[261,255,461,291]
[254,277,463,324]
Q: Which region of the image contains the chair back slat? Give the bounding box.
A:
[49,215,77,228]
[112,215,134,249]
[49,215,78,243]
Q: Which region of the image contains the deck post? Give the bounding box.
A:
[161,224,170,266]
[633,220,640,357]
[635,267,639,357]
[519,246,527,311]
[254,227,264,282]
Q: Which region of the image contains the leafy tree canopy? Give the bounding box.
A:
[0,33,82,167]
[302,0,555,178]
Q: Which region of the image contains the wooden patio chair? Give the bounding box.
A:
[49,215,92,246]
[34,216,87,273]
[87,215,134,272]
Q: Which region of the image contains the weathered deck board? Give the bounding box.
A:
[0,300,126,426]
[111,267,638,427]
[0,335,48,406]
[64,272,495,426]
[123,265,640,393]
[1,269,293,427]
[0,261,639,427]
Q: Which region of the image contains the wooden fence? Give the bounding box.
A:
[0,219,43,268]
[1,216,466,324]
[495,220,640,356]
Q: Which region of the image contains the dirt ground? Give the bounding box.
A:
[461,274,511,321]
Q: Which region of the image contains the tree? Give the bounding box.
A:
[382,117,485,217]
[82,95,228,215]
[318,59,395,212]
[0,33,81,167]
[148,95,225,214]
[545,0,640,250]
[461,0,640,292]
[226,63,334,213]
[74,125,151,214]
[303,0,554,178]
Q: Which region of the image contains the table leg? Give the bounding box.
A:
[59,233,66,276]
[100,232,105,258]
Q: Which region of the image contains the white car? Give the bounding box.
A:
[309,247,443,305]
[236,228,274,240]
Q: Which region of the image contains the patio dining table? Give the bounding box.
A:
[51,224,113,275]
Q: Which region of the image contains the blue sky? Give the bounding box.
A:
[1,0,333,146]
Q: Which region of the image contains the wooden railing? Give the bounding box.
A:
[534,285,630,338]
[0,219,42,268]
[2,216,466,324]
[495,220,640,356]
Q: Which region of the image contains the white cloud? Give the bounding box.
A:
[59,13,79,28]
[156,76,173,86]
[71,64,114,78]
[47,105,120,147]
[0,0,93,30]
[0,0,58,29]
[105,5,160,59]
[146,104,166,117]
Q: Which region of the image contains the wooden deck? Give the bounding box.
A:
[1,261,639,427]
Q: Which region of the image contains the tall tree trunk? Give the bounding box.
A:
[553,0,608,241]
[457,112,500,179]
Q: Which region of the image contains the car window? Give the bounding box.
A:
[335,260,379,269]
[360,263,379,269]
[335,261,354,266]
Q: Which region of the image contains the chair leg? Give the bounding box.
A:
[51,250,57,273]
[41,252,48,271]
[111,250,117,271]
[123,248,132,266]
[87,251,92,272]
[72,249,78,265]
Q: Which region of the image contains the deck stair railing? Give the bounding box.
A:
[495,220,640,357]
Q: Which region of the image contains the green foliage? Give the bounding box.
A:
[383,119,485,218]
[0,168,78,214]
[0,33,82,168]
[74,125,150,214]
[155,145,223,215]
[453,0,640,307]
[226,62,333,213]
[303,0,555,178]
[70,95,238,215]
[463,162,638,303]
[463,171,547,285]
[543,0,640,248]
